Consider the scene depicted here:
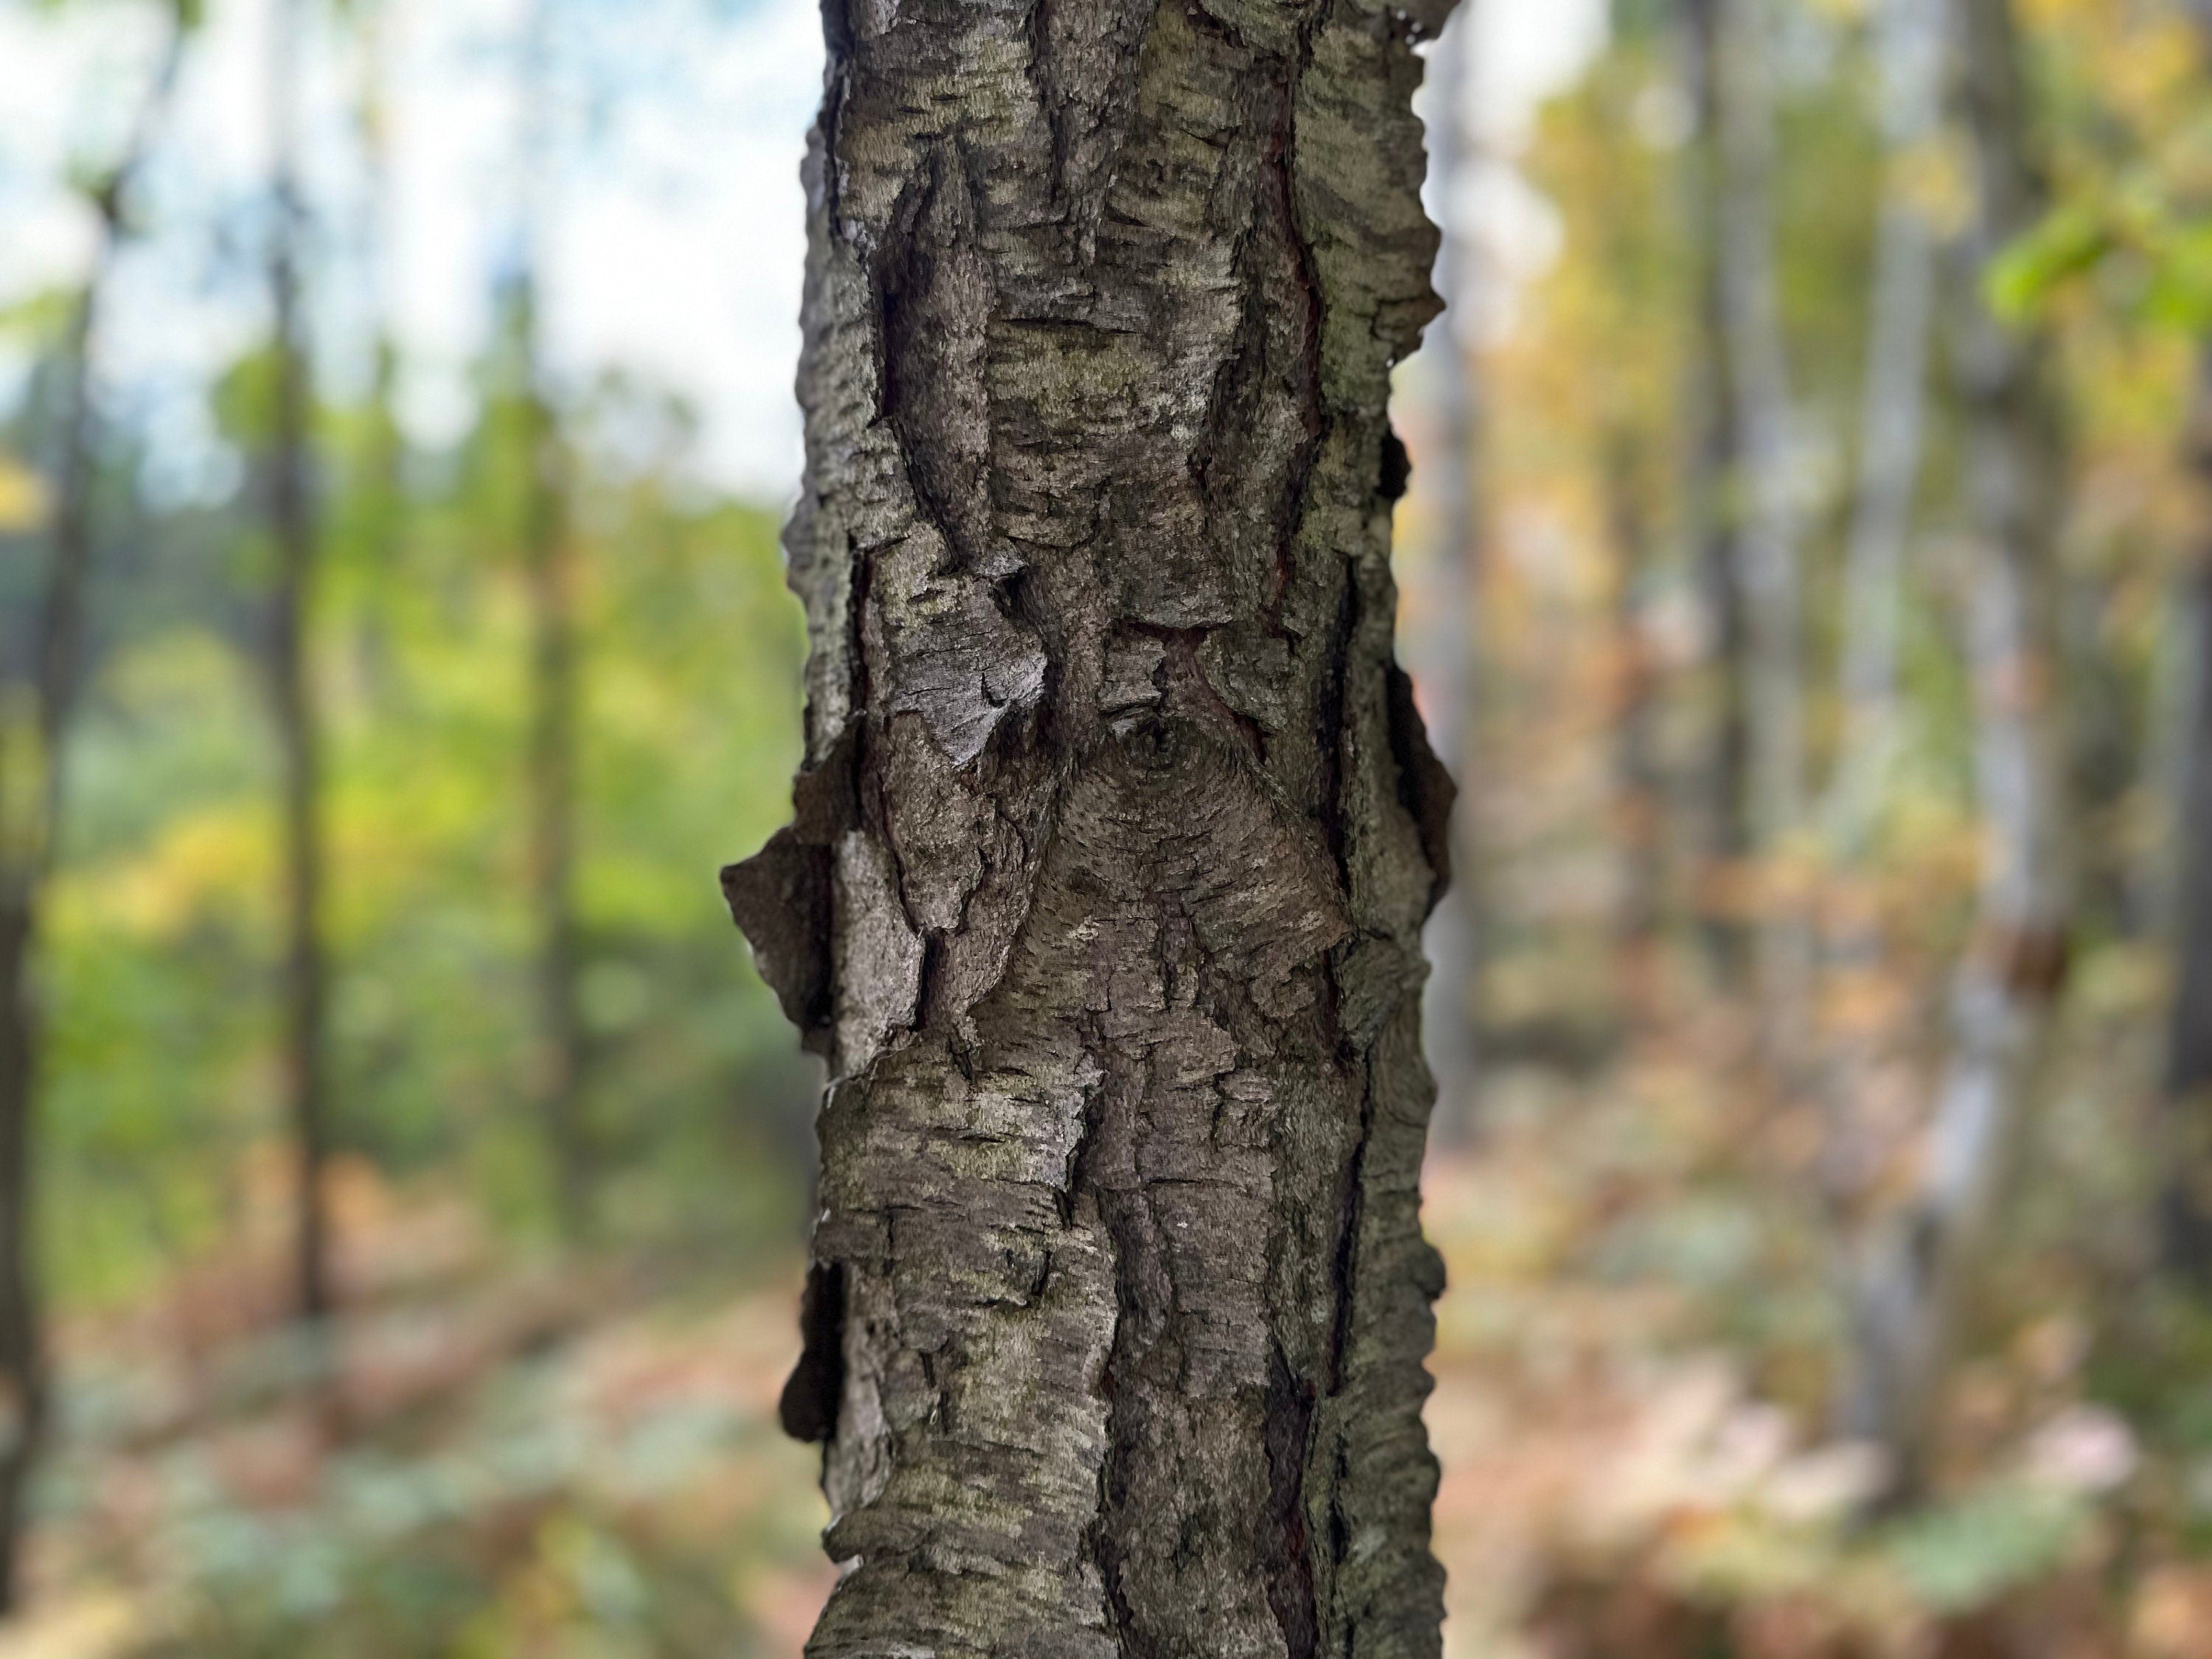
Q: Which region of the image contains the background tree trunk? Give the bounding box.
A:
[0,14,187,1606]
[1603,427,1666,1023]
[514,0,588,1232]
[723,1,1459,1652]
[1714,0,1809,1052]
[1840,0,2071,1494]
[1416,4,1484,1141]
[1815,0,1944,1234]
[1681,0,1753,988]
[1824,0,1941,863]
[2163,459,2212,1279]
[2156,7,2212,1285]
[268,0,332,1327]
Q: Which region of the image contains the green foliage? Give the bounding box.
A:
[1885,1487,2086,1614]
[24,327,808,1307]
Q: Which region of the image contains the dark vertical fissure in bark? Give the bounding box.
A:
[726,0,1458,1653]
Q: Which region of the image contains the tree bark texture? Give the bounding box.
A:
[723,2,1458,1654]
[1840,0,2072,1491]
[268,0,333,1326]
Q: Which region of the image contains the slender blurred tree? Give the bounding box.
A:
[1825,0,1942,860]
[723,0,1459,1647]
[265,0,333,1325]
[1603,424,1667,1018]
[1714,0,1809,1051]
[1682,0,1756,988]
[0,1,189,1604]
[1842,0,2073,1493]
[511,0,589,1231]
[1815,0,1945,1231]
[348,0,406,683]
[2157,1,2212,1287]
[2164,389,2212,1281]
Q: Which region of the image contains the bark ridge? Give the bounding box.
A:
[726,1,1458,1653]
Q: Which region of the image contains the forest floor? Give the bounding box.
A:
[1,1023,2202,1658]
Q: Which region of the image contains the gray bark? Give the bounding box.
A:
[1414,7,1482,1138]
[267,0,332,1325]
[1823,0,1942,862]
[1814,0,1944,1225]
[1840,0,2071,1492]
[723,2,1458,1653]
[1714,0,1810,1047]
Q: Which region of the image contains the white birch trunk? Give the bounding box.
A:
[1814,0,1946,1221]
[1824,0,1944,860]
[1840,0,2072,1490]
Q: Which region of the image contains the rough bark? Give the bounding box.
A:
[1840,0,2071,1492]
[268,0,332,1326]
[0,15,187,1607]
[1413,7,1482,1140]
[723,1,1457,1652]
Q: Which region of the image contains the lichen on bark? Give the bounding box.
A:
[725,1,1458,1652]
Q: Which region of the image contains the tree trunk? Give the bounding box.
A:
[1814,0,1944,1226]
[1603,428,1666,1023]
[723,2,1458,1652]
[1714,0,1809,1050]
[1682,0,1753,987]
[1824,0,1941,862]
[0,15,187,1606]
[1840,0,2070,1494]
[1414,5,1483,1140]
[514,0,588,1232]
[353,0,405,689]
[2163,459,2212,1279]
[2155,7,2212,1283]
[268,0,332,1326]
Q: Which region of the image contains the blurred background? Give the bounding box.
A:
[3,0,2212,1652]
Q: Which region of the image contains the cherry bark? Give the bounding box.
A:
[725,1,1458,1652]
